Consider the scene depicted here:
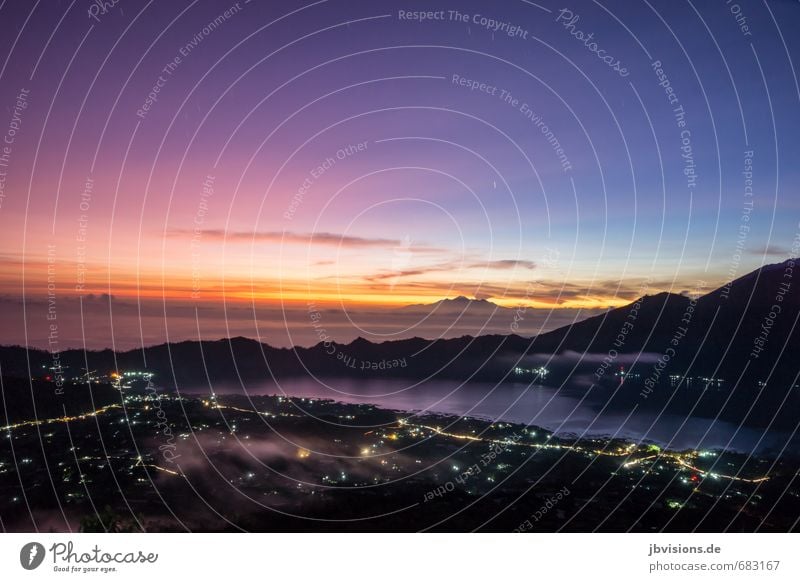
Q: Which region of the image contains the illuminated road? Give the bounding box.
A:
[1,400,770,485]
[404,421,770,484]
[1,404,121,432]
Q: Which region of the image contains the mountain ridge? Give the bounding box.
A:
[2,259,798,428]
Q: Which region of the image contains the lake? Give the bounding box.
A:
[186,376,790,454]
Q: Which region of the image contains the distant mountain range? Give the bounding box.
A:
[2,260,798,428]
[401,295,502,312]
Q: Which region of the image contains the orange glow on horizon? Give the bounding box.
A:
[0,254,707,312]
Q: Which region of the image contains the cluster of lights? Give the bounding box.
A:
[513,366,549,377]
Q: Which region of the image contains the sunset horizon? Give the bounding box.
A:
[1,0,799,568]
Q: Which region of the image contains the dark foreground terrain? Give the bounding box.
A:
[1,378,798,532]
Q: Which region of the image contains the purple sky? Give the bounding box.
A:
[0,0,798,348]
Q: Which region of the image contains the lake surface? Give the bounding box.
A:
[187,377,790,454]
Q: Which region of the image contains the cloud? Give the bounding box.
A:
[479,259,536,270]
[146,429,423,524]
[748,244,790,257]
[365,258,536,283]
[166,229,403,248]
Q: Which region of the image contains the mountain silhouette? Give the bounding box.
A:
[400,295,502,312]
[2,260,798,428]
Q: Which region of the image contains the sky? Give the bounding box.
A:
[0,0,798,349]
